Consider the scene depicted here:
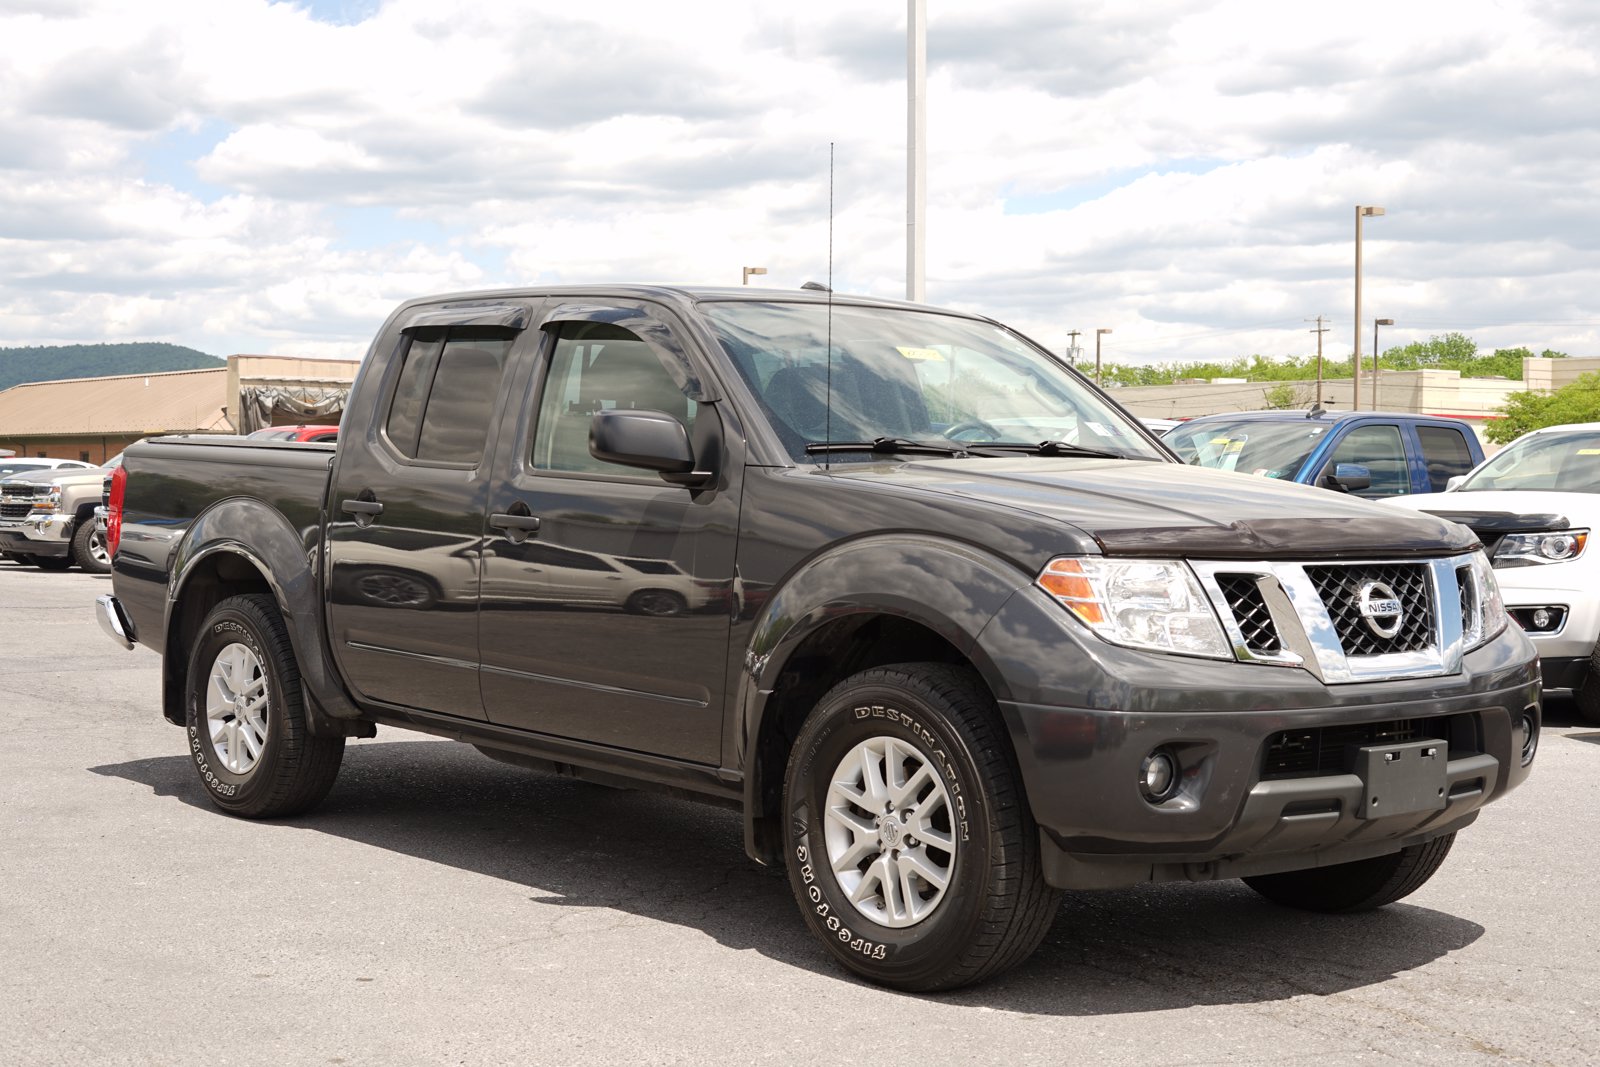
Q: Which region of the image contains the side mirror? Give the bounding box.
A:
[1323,462,1372,493]
[589,409,711,487]
[1446,475,1467,492]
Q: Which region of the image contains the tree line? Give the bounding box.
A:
[0,342,220,392]
[1097,332,1567,388]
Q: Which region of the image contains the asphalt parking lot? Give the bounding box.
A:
[3,562,1597,1065]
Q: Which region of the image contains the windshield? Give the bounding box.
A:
[1165,419,1334,480]
[0,462,51,478]
[1459,429,1600,493]
[701,301,1164,462]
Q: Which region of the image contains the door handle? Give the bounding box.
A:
[489,511,541,543]
[340,497,383,527]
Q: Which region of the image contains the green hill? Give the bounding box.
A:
[0,343,221,391]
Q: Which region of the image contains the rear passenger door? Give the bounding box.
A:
[477,302,739,764]
[326,304,532,720]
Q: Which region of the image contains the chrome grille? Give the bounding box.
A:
[1216,573,1281,655]
[0,485,43,520]
[1194,553,1477,684]
[1304,563,1434,656]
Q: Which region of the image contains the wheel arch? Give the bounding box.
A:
[735,535,1027,865]
[161,498,365,735]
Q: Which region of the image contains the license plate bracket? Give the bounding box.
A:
[1356,739,1448,819]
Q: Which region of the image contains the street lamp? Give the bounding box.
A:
[742,266,767,285]
[1371,318,1394,409]
[1095,328,1113,387]
[1353,205,1384,411]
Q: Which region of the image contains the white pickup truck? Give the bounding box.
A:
[1389,421,1600,721]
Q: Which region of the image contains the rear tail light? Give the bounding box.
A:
[107,464,127,558]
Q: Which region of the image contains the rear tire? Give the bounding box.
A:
[782,663,1060,991]
[1243,833,1455,912]
[72,521,110,573]
[184,594,344,818]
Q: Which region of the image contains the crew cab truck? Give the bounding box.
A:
[1,460,116,572]
[97,287,1539,991]
[1165,409,1485,498]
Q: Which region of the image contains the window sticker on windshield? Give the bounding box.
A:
[1085,421,1123,437]
[1578,448,1600,455]
[896,346,945,361]
[1309,427,1326,435]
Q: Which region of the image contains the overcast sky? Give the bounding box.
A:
[2,0,1597,365]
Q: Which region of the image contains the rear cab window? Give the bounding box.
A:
[1415,424,1476,492]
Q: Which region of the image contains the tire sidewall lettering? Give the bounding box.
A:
[787,689,989,970]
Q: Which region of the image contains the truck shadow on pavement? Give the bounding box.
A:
[91,738,1485,1013]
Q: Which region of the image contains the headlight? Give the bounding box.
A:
[29,487,62,515]
[1463,552,1508,650]
[1492,529,1588,568]
[1037,557,1232,659]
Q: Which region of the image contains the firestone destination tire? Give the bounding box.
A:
[782,663,1060,991]
[183,594,345,818]
[1243,832,1456,912]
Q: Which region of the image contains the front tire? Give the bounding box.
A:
[72,520,110,573]
[184,594,344,818]
[782,663,1060,991]
[1243,833,1456,912]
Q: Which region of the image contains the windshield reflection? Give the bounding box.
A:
[702,301,1163,463]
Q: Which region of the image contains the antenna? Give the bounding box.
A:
[824,142,835,471]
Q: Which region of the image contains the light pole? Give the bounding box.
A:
[907,0,926,302]
[1353,205,1384,411]
[1371,318,1393,409]
[742,266,767,286]
[1095,328,1112,387]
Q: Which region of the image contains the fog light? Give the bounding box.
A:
[1519,711,1539,767]
[1532,608,1553,630]
[1140,749,1179,802]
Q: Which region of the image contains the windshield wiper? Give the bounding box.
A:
[967,440,1131,459]
[804,437,972,457]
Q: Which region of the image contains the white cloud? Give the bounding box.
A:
[0,0,1596,367]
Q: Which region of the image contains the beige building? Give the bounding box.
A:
[0,355,360,464]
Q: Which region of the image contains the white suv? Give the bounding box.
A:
[1389,421,1600,720]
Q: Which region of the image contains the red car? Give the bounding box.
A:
[245,424,340,443]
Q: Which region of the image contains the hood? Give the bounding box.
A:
[0,467,109,489]
[829,457,1477,560]
[1387,489,1596,534]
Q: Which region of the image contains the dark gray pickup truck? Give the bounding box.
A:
[98,286,1540,991]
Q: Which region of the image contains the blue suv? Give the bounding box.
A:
[1164,409,1486,498]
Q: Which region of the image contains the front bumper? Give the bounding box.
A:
[982,587,1541,890]
[0,515,72,557]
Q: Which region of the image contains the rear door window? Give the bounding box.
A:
[384,330,514,465]
[1415,425,1475,492]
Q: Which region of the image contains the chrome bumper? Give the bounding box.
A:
[95,594,135,650]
